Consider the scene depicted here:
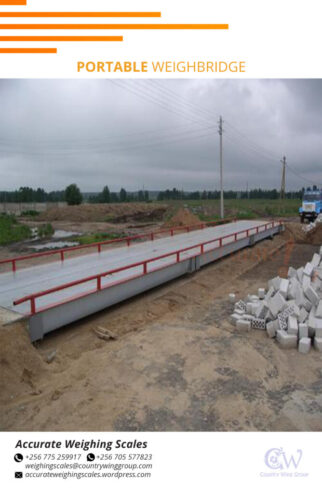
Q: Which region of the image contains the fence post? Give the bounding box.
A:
[97,276,101,291]
[176,252,180,262]
[98,244,101,253]
[143,262,147,274]
[60,251,64,262]
[12,260,16,272]
[126,239,131,247]
[30,298,36,315]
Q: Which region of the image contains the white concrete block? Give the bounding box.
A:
[288,315,298,335]
[302,274,311,291]
[251,318,266,330]
[299,323,308,339]
[258,288,265,299]
[246,302,253,314]
[314,337,322,351]
[298,337,311,354]
[288,278,301,300]
[303,262,314,277]
[266,320,278,338]
[264,286,275,301]
[236,319,251,331]
[297,267,304,282]
[287,266,297,279]
[299,307,308,323]
[268,292,286,318]
[276,330,298,349]
[315,327,322,338]
[304,285,320,306]
[229,293,236,303]
[234,308,246,316]
[311,253,321,268]
[279,278,289,298]
[303,298,313,312]
[230,313,242,326]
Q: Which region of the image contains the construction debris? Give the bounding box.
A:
[230,247,322,353]
[93,326,118,341]
[302,213,322,233]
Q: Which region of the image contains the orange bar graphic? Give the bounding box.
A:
[0,0,26,4]
[0,47,57,53]
[0,23,228,30]
[0,36,123,41]
[0,12,161,18]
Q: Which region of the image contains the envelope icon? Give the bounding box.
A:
[15,472,23,479]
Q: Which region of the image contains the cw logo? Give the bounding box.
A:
[264,448,303,470]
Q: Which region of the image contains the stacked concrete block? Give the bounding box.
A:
[230,247,322,354]
[298,337,311,354]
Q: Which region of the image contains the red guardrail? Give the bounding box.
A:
[13,220,282,316]
[0,217,236,272]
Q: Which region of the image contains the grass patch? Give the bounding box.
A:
[38,223,54,238]
[21,210,40,217]
[0,214,32,245]
[76,232,124,245]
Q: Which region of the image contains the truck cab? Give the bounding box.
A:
[299,189,322,223]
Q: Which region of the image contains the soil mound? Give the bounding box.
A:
[285,222,322,245]
[164,208,202,228]
[0,321,47,407]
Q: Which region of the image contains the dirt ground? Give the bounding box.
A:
[1,222,322,432]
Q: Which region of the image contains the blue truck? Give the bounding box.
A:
[299,189,322,223]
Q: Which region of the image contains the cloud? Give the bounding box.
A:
[0,79,321,192]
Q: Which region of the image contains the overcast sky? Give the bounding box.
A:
[0,79,321,192]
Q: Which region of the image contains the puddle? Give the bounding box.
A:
[53,230,80,239]
[28,241,79,251]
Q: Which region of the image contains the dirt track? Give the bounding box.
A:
[1,225,322,432]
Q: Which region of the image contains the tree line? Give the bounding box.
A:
[0,185,306,206]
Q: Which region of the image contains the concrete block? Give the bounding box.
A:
[315,327,322,338]
[319,246,322,256]
[297,267,304,282]
[304,285,320,306]
[278,313,288,331]
[302,274,311,291]
[299,323,308,339]
[303,298,313,312]
[314,337,322,351]
[279,278,289,298]
[230,313,242,326]
[311,253,321,268]
[308,308,316,337]
[246,302,253,314]
[264,286,275,301]
[276,330,298,349]
[288,315,298,335]
[234,308,246,316]
[229,293,236,303]
[287,266,297,279]
[268,291,286,318]
[299,307,308,323]
[235,300,247,312]
[303,262,314,277]
[258,288,265,299]
[288,278,301,300]
[255,302,267,319]
[251,318,266,330]
[249,295,259,302]
[298,337,311,354]
[236,319,251,331]
[266,319,278,338]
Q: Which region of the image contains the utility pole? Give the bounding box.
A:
[219,115,224,218]
[280,156,286,199]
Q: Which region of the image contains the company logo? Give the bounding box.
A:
[260,447,308,478]
[264,448,302,470]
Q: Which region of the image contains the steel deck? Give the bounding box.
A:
[0,220,283,340]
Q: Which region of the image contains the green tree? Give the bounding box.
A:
[65,184,83,206]
[119,188,127,202]
[101,186,110,203]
